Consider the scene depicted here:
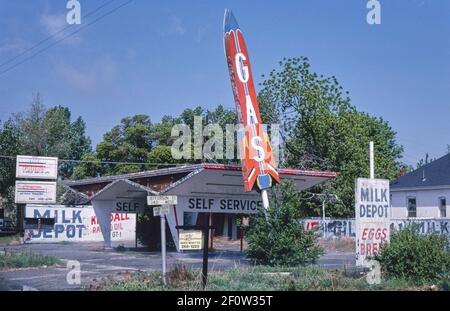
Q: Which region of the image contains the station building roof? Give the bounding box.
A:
[65,163,337,199]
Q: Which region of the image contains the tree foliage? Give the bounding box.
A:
[375,226,450,283]
[11,94,91,178]
[246,181,323,266]
[74,105,239,178]
[260,57,403,216]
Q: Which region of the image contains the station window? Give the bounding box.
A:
[439,197,446,218]
[407,197,417,218]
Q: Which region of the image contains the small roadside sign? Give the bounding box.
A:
[153,205,170,217]
[15,181,57,204]
[16,155,58,180]
[179,230,203,250]
[147,195,177,206]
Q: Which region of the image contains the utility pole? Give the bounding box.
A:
[322,199,326,239]
[370,141,375,179]
[160,212,167,287]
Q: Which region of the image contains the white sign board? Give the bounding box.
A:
[15,181,57,204]
[177,196,262,214]
[179,230,203,250]
[16,155,58,180]
[147,195,177,206]
[24,205,136,244]
[355,178,390,267]
[153,205,170,217]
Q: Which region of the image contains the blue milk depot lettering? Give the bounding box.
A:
[359,187,389,218]
[32,209,84,239]
[188,198,262,211]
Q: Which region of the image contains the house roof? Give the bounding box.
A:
[391,153,450,190]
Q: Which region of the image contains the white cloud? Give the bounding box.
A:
[39,13,82,45]
[0,39,27,56]
[55,57,118,94]
[158,15,186,37]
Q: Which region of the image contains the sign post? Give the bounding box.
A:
[176,213,215,290]
[160,208,167,287]
[148,195,177,288]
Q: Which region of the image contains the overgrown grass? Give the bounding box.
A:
[99,265,442,291]
[0,233,20,245]
[0,250,61,269]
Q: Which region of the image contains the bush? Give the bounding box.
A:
[375,225,450,283]
[246,181,323,266]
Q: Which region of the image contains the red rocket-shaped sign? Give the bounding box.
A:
[223,9,280,193]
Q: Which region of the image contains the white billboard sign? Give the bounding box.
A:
[24,205,136,244]
[147,195,178,206]
[179,230,203,250]
[355,178,390,267]
[15,181,57,204]
[16,155,58,180]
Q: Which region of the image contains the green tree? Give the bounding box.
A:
[72,153,103,179]
[94,114,154,175]
[0,120,22,193]
[246,181,323,266]
[260,57,403,217]
[13,94,91,178]
[0,119,23,224]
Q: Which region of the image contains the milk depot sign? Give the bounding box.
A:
[24,205,136,244]
[355,178,390,266]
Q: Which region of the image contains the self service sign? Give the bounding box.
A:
[355,178,390,267]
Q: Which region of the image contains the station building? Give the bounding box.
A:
[64,163,336,251]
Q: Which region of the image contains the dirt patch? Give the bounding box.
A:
[212,236,247,251]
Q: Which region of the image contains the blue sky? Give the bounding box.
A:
[0,0,449,167]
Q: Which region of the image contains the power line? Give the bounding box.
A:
[0,154,213,168]
[0,0,133,77]
[0,0,116,70]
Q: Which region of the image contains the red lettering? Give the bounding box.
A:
[381,228,387,240]
[362,228,368,240]
[372,243,378,254]
[91,216,97,225]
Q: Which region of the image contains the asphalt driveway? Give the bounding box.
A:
[0,242,354,291]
